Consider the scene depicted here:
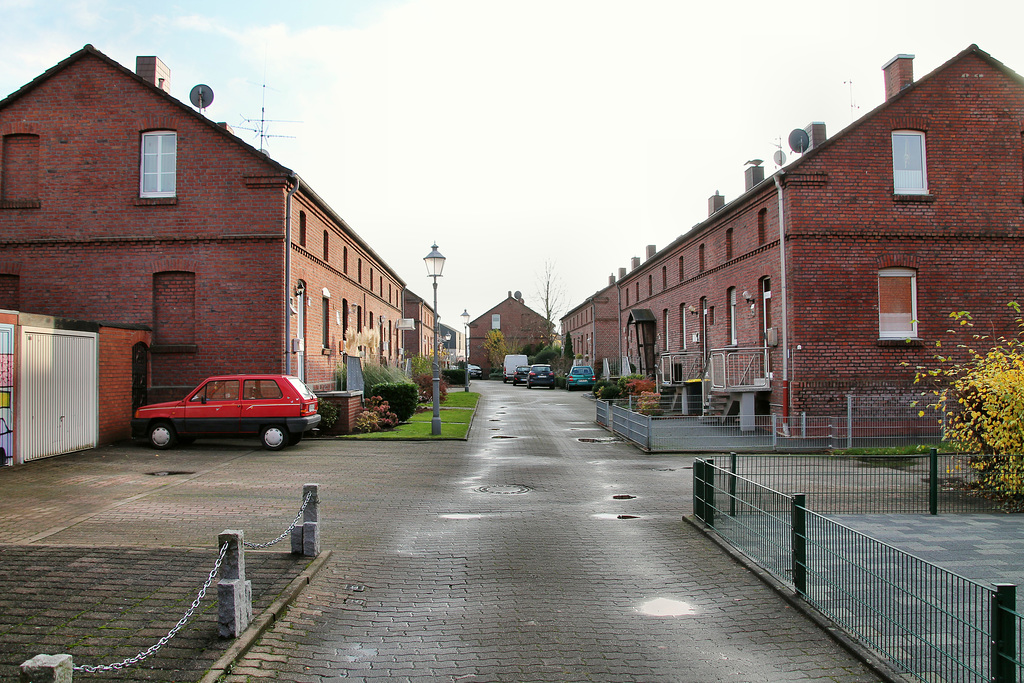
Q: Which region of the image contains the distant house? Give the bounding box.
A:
[467,291,549,373]
[402,290,435,361]
[560,278,619,374]
[0,45,405,403]
[564,45,1024,422]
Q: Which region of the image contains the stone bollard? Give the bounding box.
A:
[20,654,73,682]
[290,483,320,557]
[217,530,252,638]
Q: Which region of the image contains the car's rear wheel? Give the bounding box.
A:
[148,421,177,450]
[261,425,288,451]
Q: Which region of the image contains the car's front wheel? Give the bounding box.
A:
[148,421,177,450]
[261,425,288,451]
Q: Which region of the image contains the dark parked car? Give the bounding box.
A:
[512,365,531,386]
[566,365,596,391]
[526,364,556,389]
[131,374,320,451]
[467,364,482,379]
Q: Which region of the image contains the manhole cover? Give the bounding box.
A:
[578,437,620,443]
[476,484,532,495]
[613,494,636,500]
[146,471,194,477]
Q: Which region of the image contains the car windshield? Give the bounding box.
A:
[571,367,592,375]
[287,377,316,400]
[517,366,530,371]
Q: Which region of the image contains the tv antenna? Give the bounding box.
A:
[236,74,300,154]
[844,79,860,120]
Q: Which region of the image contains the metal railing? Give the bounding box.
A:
[659,350,705,386]
[708,347,769,391]
[693,459,1023,683]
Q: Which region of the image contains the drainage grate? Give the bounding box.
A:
[578,437,621,443]
[146,471,194,477]
[613,494,636,500]
[491,435,517,439]
[475,484,532,495]
[617,514,639,520]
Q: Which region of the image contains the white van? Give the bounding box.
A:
[502,354,529,383]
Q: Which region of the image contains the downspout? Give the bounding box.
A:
[616,281,623,375]
[774,172,791,431]
[284,174,300,375]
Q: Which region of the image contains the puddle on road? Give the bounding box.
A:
[639,598,698,616]
[439,513,488,520]
[578,437,621,443]
[612,494,636,500]
[591,513,641,520]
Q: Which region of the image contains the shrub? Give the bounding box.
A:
[599,383,622,400]
[353,410,380,433]
[414,373,448,404]
[623,378,657,396]
[409,355,433,377]
[636,391,662,416]
[533,346,559,366]
[368,382,418,422]
[617,373,647,390]
[593,379,611,397]
[364,395,399,430]
[442,368,467,385]
[316,398,339,429]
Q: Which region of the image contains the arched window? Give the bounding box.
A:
[727,287,737,345]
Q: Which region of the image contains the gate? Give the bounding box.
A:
[18,327,98,461]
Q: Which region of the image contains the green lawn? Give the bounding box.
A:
[339,392,479,440]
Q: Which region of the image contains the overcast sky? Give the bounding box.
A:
[3,0,1023,331]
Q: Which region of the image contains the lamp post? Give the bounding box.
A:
[424,243,446,436]
[461,309,470,392]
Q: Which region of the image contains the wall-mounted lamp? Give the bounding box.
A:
[688,305,698,315]
[743,290,757,316]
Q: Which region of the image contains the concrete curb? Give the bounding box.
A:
[200,550,332,683]
[680,515,907,683]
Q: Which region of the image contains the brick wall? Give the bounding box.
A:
[468,295,549,373]
[97,325,151,443]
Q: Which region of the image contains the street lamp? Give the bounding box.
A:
[461,309,470,392]
[424,243,446,436]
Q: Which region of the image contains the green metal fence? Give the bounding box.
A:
[693,458,1022,683]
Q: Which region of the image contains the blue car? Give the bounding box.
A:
[526,364,556,389]
[566,365,596,391]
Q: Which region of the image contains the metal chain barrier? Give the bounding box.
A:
[72,542,229,673]
[243,490,313,550]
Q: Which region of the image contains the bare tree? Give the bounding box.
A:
[534,260,567,344]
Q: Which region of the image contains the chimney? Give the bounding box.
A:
[883,54,915,101]
[744,161,765,192]
[217,122,235,135]
[708,191,725,216]
[630,256,641,271]
[805,122,827,150]
[136,56,171,93]
[508,290,512,299]
[645,245,657,260]
[618,267,627,281]
[609,273,616,286]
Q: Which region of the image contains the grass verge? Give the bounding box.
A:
[340,392,479,439]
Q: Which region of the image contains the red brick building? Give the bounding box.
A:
[571,45,1024,420]
[467,291,549,374]
[560,278,619,374]
[0,45,405,402]
[401,290,436,360]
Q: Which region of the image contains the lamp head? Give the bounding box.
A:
[424,243,446,278]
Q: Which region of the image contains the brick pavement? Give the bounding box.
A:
[0,381,888,682]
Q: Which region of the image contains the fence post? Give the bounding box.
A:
[791,493,807,597]
[217,529,252,638]
[291,483,321,557]
[772,413,777,450]
[729,452,737,517]
[846,394,853,450]
[991,583,1017,683]
[929,448,938,515]
[19,654,73,682]
[705,459,716,528]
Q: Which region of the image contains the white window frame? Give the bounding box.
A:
[892,131,927,195]
[141,131,177,197]
[728,287,738,345]
[491,314,500,330]
[878,267,918,339]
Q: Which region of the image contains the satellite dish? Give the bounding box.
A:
[514,290,522,300]
[788,129,809,154]
[189,84,215,110]
[773,149,787,166]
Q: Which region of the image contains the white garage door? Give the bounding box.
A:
[18,327,98,462]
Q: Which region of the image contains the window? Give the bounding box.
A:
[647,275,652,297]
[140,131,176,197]
[342,299,349,340]
[492,314,500,329]
[726,228,734,261]
[323,230,329,261]
[892,131,927,194]
[358,259,362,283]
[757,209,767,245]
[343,247,348,273]
[727,287,737,345]
[878,268,918,338]
[191,380,238,402]
[243,379,283,400]
[678,303,687,350]
[298,212,306,247]
[635,281,640,301]
[760,277,772,342]
[357,305,363,332]
[662,309,668,351]
[322,297,330,349]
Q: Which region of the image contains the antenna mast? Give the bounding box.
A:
[237,71,300,153]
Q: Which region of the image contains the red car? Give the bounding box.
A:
[132,374,320,451]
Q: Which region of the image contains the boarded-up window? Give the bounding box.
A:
[153,271,196,344]
[2,134,40,202]
[878,268,917,338]
[0,275,19,310]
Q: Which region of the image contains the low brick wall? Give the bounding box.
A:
[317,391,363,435]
